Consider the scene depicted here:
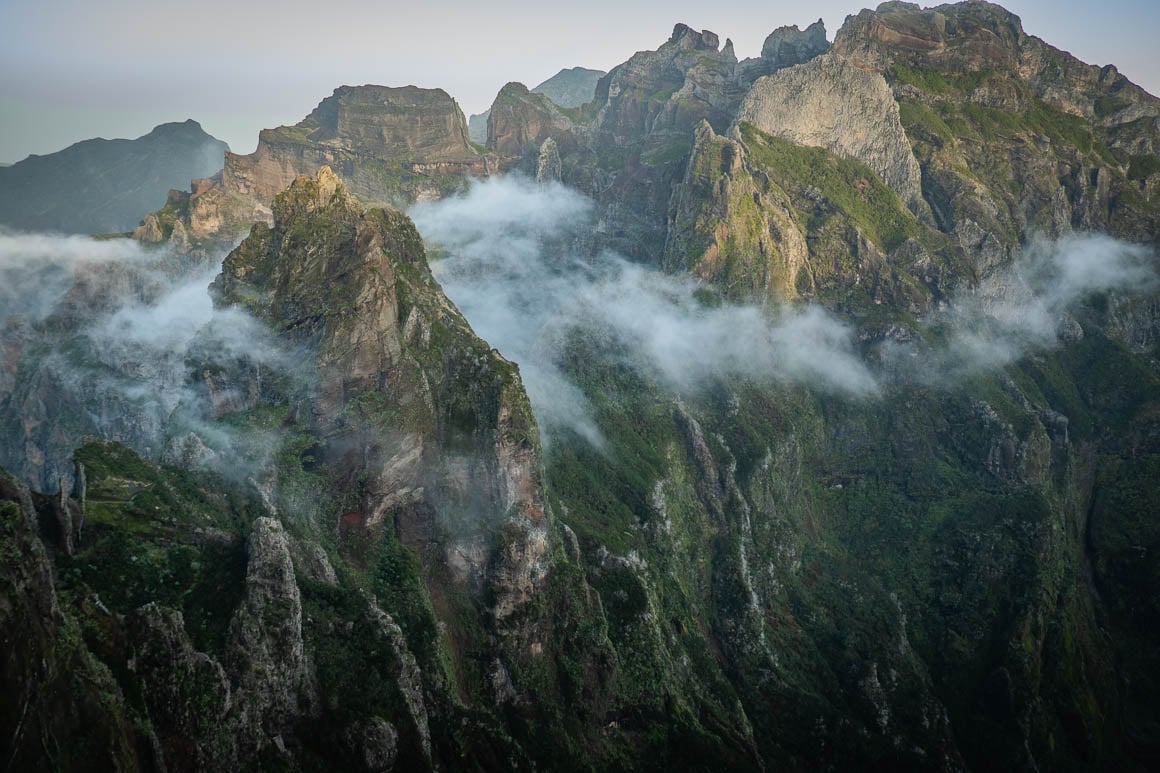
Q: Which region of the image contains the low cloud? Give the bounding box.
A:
[0,228,150,320]
[0,232,299,487]
[885,233,1158,379]
[412,177,878,443]
[415,179,1159,444]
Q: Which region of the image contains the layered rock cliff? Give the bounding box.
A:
[0,170,563,769]
[222,86,489,205]
[483,22,832,261]
[736,53,931,218]
[484,1,1158,281]
[139,86,497,246]
[818,1,1160,255]
[468,66,606,144]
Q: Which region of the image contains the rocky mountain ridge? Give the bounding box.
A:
[0,120,227,235]
[2,2,1160,770]
[467,67,607,144]
[137,87,497,248]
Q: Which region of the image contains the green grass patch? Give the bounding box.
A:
[739,122,922,252]
[1128,154,1160,181]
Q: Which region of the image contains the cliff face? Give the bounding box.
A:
[0,239,222,492]
[830,0,1160,254]
[210,167,550,661]
[4,3,1160,770]
[0,170,559,770]
[0,468,140,772]
[665,121,812,299]
[468,67,606,144]
[463,5,1160,769]
[486,82,578,159]
[222,86,488,206]
[143,86,497,246]
[665,0,1160,310]
[578,25,751,258]
[484,22,831,261]
[736,53,930,219]
[485,2,1158,280]
[0,120,227,235]
[735,19,831,82]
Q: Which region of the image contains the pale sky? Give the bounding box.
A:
[1,0,1158,163]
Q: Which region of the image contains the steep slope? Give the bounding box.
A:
[529,3,1160,769]
[832,0,1160,256]
[143,86,498,245]
[468,66,606,144]
[0,236,224,492]
[0,120,227,235]
[455,4,1160,768]
[209,167,548,618]
[206,169,561,759]
[3,3,1160,770]
[0,169,567,770]
[669,1,1160,308]
[483,22,833,261]
[0,467,141,771]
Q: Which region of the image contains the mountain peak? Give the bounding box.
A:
[669,23,720,51]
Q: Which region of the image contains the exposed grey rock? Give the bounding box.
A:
[293,539,338,586]
[364,598,432,764]
[736,53,929,219]
[130,603,236,769]
[536,138,562,185]
[344,716,399,772]
[226,516,306,761]
[735,20,829,85]
[762,19,829,67]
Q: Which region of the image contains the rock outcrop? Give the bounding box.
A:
[487,82,577,159]
[226,517,307,759]
[0,470,140,771]
[131,603,236,769]
[468,66,606,144]
[535,138,562,185]
[223,85,489,205]
[140,86,498,245]
[3,5,1160,771]
[212,166,549,646]
[736,53,930,219]
[735,19,830,82]
[830,0,1160,251]
[482,21,831,262]
[666,121,811,299]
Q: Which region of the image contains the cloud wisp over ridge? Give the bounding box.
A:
[414,178,1160,443]
[412,176,879,443]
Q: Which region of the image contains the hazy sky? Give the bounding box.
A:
[1,0,1158,163]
